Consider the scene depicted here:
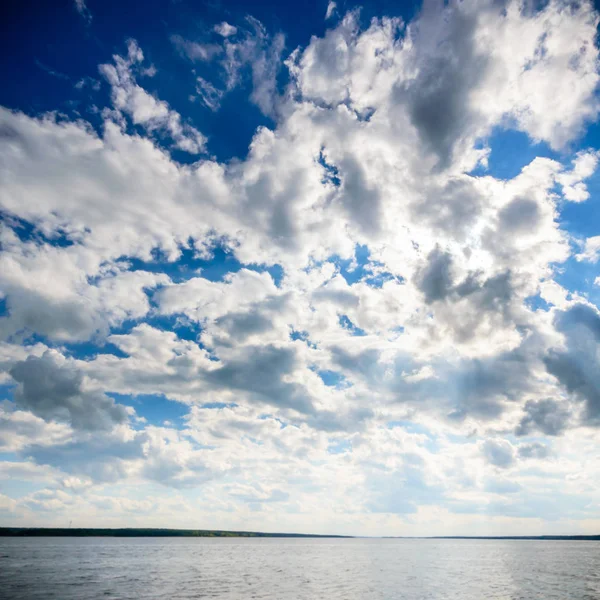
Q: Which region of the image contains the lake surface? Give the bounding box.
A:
[1,537,599,599]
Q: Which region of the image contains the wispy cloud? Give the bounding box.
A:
[74,0,92,25]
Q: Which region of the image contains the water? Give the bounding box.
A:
[1,537,599,599]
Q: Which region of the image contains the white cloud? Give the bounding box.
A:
[171,35,223,62]
[325,2,337,20]
[74,0,92,25]
[557,151,600,202]
[576,235,600,263]
[10,352,131,431]
[214,22,238,38]
[194,77,225,111]
[2,0,600,534]
[99,40,206,153]
[172,17,285,116]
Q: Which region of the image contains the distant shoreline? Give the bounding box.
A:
[393,535,600,541]
[0,527,349,538]
[1,528,599,540]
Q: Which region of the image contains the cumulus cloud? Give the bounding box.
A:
[0,405,71,452]
[576,235,600,263]
[516,399,571,437]
[557,151,600,202]
[2,0,600,533]
[481,439,515,469]
[214,22,238,38]
[544,304,600,425]
[9,353,129,431]
[518,442,551,460]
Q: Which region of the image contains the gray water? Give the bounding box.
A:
[1,537,599,599]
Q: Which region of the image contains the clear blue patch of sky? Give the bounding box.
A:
[327,244,400,287]
[1,212,78,248]
[124,242,283,286]
[554,256,600,308]
[0,384,15,402]
[290,329,317,348]
[200,402,238,410]
[258,413,288,428]
[62,339,129,360]
[108,392,190,427]
[470,128,560,180]
[330,244,370,284]
[339,314,366,336]
[318,149,341,186]
[314,368,351,388]
[143,314,202,342]
[0,452,19,462]
[579,117,600,152]
[524,293,552,312]
[364,271,397,288]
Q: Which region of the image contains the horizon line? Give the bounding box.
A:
[1,527,599,540]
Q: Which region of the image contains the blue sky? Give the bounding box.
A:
[1,0,600,536]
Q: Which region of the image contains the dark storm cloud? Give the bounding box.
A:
[9,353,129,431]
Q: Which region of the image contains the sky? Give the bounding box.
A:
[1,0,600,537]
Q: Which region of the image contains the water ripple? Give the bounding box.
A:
[1,537,599,599]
